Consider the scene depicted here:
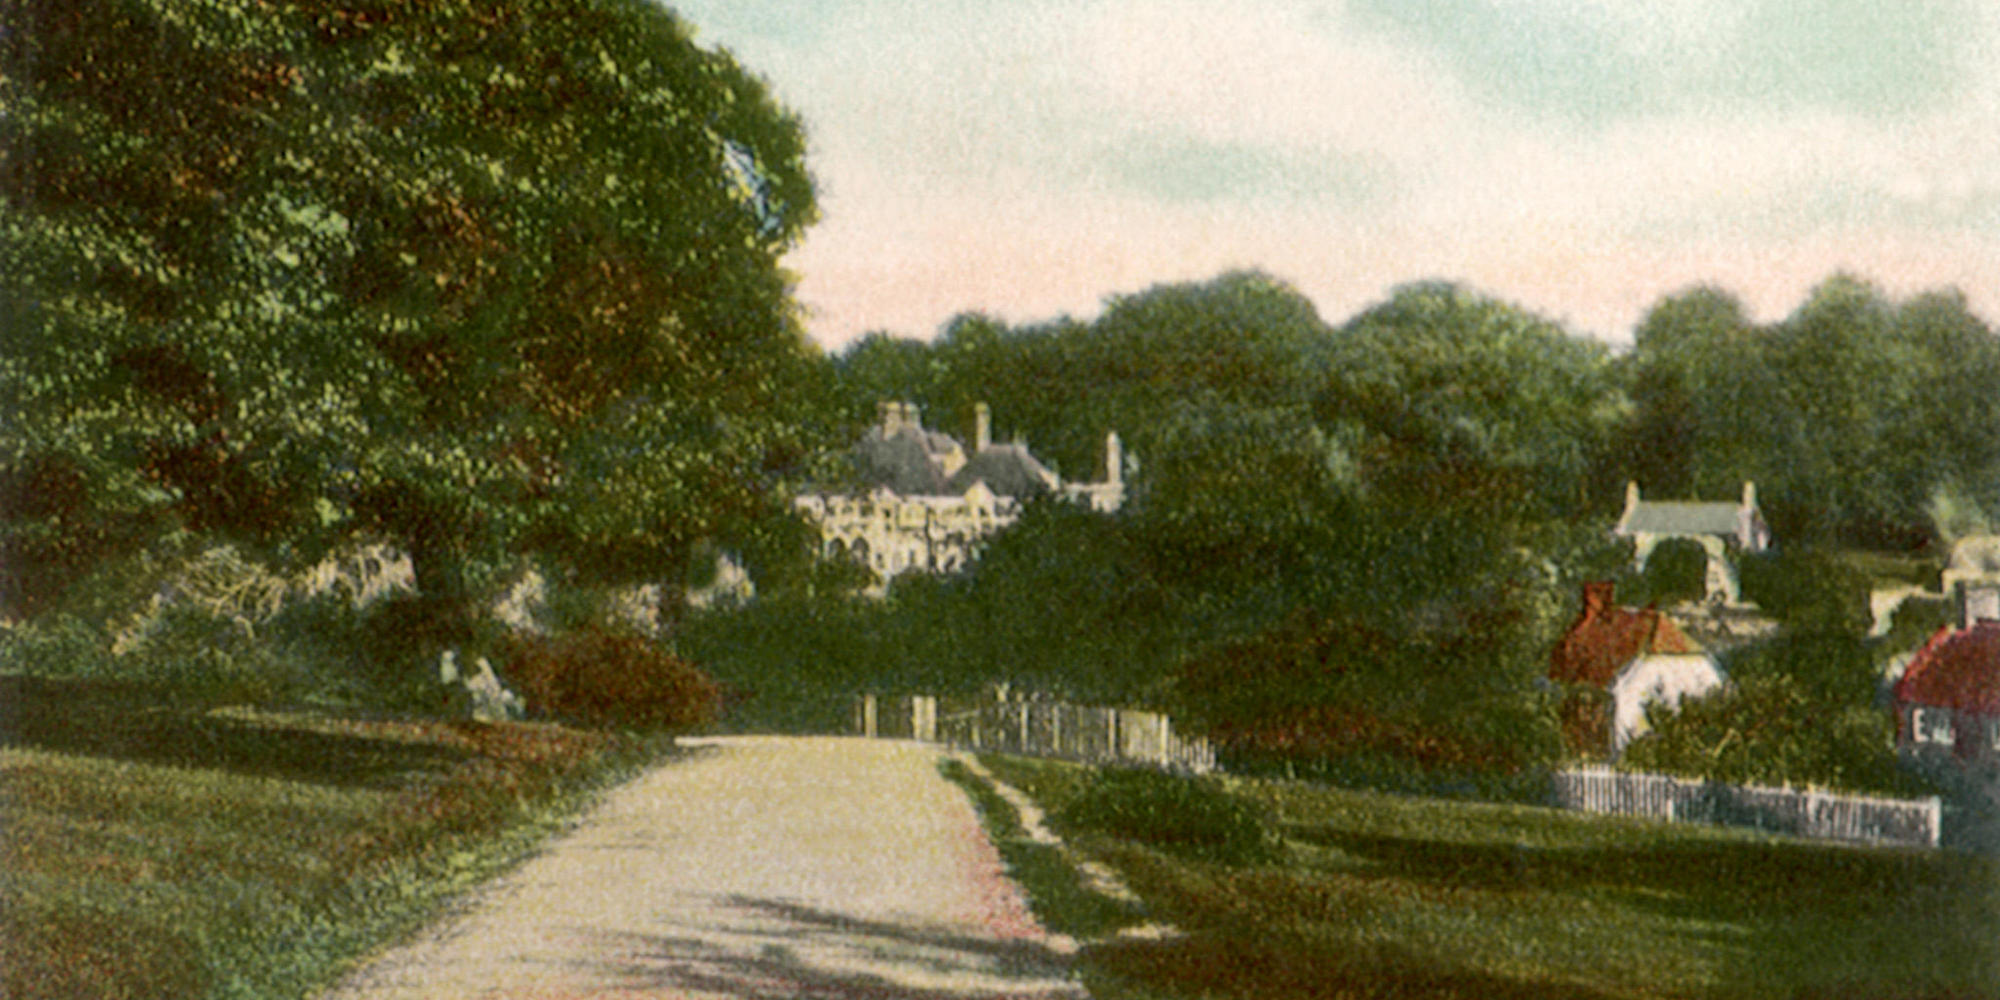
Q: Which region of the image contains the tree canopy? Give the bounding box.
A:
[2,0,828,637]
[1622,277,2000,547]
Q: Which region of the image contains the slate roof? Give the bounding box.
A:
[1621,501,1742,537]
[948,444,1057,498]
[853,426,953,495]
[1549,582,1702,688]
[1895,621,2000,716]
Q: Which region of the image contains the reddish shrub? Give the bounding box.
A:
[500,629,721,731]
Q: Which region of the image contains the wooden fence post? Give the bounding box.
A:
[855,695,877,738]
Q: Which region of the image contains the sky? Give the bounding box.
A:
[669,0,2000,351]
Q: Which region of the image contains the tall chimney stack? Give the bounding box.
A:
[974,402,991,452]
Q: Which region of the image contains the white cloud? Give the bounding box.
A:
[1068,2,1475,162]
[673,0,2000,349]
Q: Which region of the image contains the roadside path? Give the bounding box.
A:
[321,735,1087,1000]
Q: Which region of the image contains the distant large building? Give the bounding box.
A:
[795,401,1124,592]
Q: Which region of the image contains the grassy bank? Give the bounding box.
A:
[0,675,677,1000]
[979,754,2000,1000]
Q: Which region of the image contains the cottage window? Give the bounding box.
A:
[1913,707,1954,745]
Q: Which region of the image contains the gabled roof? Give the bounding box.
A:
[948,444,1057,498]
[853,427,951,495]
[1620,501,1742,537]
[1550,583,1702,688]
[1895,621,2000,716]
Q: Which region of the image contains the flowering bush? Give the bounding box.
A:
[500,628,721,731]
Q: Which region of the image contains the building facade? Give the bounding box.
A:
[795,401,1124,592]
[1613,480,1771,605]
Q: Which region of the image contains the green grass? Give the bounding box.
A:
[0,675,676,1000]
[938,757,1146,941]
[1837,549,1943,590]
[982,754,2000,1000]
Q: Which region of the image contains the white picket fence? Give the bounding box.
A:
[854,694,1216,773]
[1552,767,1941,848]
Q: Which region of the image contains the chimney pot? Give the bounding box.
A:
[1582,581,1616,618]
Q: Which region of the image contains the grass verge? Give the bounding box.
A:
[982,753,2000,1000]
[0,674,679,1000]
[937,757,1144,941]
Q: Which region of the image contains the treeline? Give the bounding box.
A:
[828,271,2000,550]
[686,270,2000,793]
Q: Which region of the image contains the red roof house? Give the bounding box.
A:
[1893,620,2000,767]
[1551,582,1723,758]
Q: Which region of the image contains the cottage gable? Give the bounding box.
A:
[1613,481,1770,605]
[1894,620,2000,766]
[1551,581,1724,758]
[1550,582,1701,687]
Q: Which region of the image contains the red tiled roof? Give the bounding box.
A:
[1894,621,2000,716]
[1549,582,1700,688]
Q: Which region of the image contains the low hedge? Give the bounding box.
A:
[1052,766,1281,866]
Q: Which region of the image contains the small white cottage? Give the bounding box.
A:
[1550,582,1728,758]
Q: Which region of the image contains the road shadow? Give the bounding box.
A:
[576,894,1086,999]
[0,675,467,789]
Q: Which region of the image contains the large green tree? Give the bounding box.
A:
[1620,276,2000,547]
[2,0,825,652]
[1624,286,1758,499]
[1321,281,1629,522]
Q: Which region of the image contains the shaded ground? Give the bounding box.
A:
[0,675,469,790]
[321,736,1087,1000]
[0,679,655,1000]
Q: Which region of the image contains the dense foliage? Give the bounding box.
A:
[692,276,1627,784]
[1642,537,1710,607]
[1,0,828,667]
[1624,548,1917,794]
[1052,767,1281,866]
[500,628,720,731]
[1625,278,2000,547]
[715,269,1993,789]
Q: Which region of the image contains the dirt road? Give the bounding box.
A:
[321,735,1087,1000]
